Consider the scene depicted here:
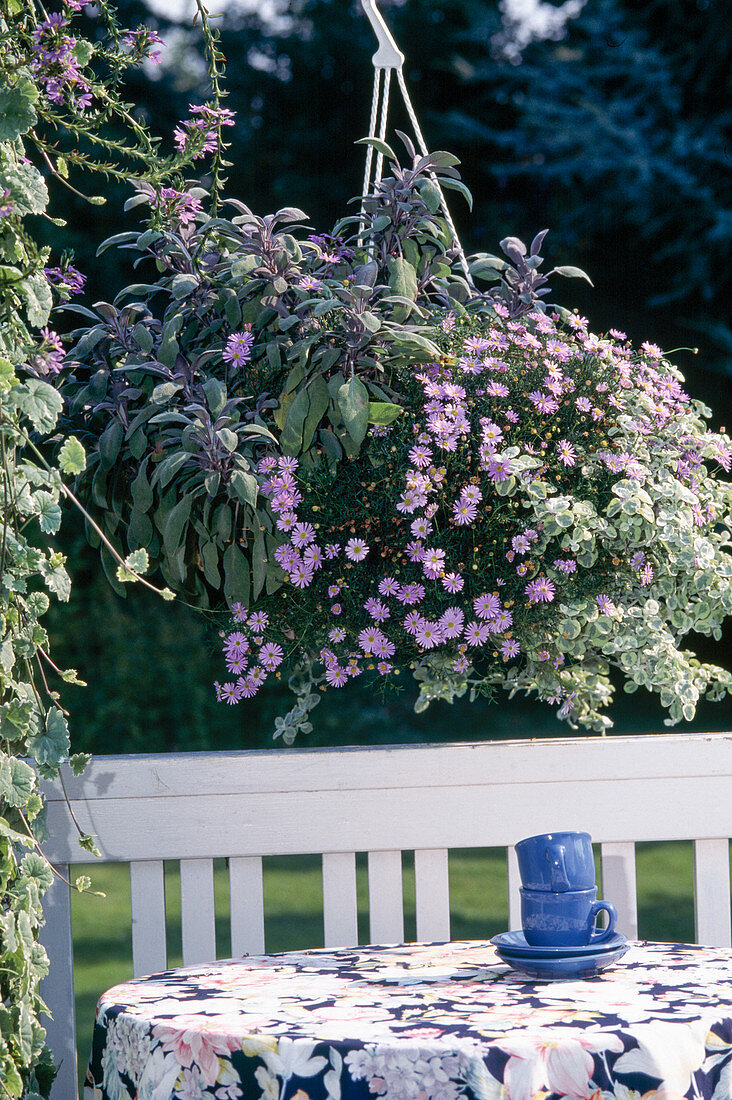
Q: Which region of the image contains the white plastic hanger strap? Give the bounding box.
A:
[358,0,473,287]
[396,68,472,285]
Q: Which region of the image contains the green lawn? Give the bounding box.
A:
[70,842,707,1093]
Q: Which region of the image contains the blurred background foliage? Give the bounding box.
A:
[45,0,732,753]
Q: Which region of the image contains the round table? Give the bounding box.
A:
[85,940,732,1100]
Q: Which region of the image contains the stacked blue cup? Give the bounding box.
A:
[515,831,617,947]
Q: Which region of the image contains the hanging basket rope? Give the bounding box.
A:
[358,0,474,287]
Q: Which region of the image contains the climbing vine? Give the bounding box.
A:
[0,1,228,1093]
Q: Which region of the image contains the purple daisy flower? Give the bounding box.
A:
[345,538,369,562]
[378,576,400,596]
[358,627,385,654]
[222,329,254,366]
[415,621,443,649]
[464,621,490,646]
[453,500,477,526]
[525,577,556,604]
[303,545,323,570]
[224,632,249,656]
[439,608,464,639]
[557,439,577,467]
[474,594,501,620]
[291,522,316,548]
[217,681,243,704]
[403,611,423,634]
[259,643,283,670]
[289,564,315,588]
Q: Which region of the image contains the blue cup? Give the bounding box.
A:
[520,886,617,947]
[515,830,596,893]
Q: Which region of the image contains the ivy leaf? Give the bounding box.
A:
[20,852,54,893]
[0,699,34,741]
[23,271,53,327]
[116,548,150,582]
[3,160,48,215]
[60,668,87,686]
[0,756,35,808]
[0,357,16,393]
[26,707,70,767]
[39,557,71,601]
[33,491,62,534]
[9,379,63,434]
[337,376,369,448]
[0,77,38,141]
[59,435,86,475]
[69,753,91,775]
[0,636,14,675]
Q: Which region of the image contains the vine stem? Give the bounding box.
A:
[13,422,173,601]
[15,806,102,893]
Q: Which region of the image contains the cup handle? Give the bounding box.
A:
[589,900,617,942]
[546,843,570,892]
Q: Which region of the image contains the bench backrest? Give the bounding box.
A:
[39,733,732,1098]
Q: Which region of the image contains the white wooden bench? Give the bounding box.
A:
[40,732,732,1098]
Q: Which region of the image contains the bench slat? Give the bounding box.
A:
[40,870,78,1100]
[507,846,521,932]
[414,849,450,942]
[600,841,638,939]
[368,850,404,944]
[322,852,359,948]
[130,861,167,977]
[180,859,217,965]
[694,838,731,947]
[229,856,265,956]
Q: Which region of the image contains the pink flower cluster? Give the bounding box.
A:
[150,188,202,228]
[214,608,283,704]
[216,308,731,712]
[30,12,92,109]
[174,104,236,160]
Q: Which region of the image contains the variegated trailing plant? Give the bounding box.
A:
[59,127,732,744]
[0,0,230,1093]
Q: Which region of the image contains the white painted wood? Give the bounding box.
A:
[229,856,265,956]
[322,852,359,947]
[507,846,521,931]
[33,731,732,1095]
[39,871,77,1100]
[180,859,217,965]
[601,842,638,939]
[414,849,450,941]
[694,839,732,947]
[41,734,732,864]
[41,735,732,805]
[130,861,167,976]
[368,850,404,943]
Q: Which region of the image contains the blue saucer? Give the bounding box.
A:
[494,942,630,980]
[491,930,627,958]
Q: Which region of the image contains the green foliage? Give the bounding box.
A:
[0,0,235,1091]
[0,360,78,1096]
[62,138,487,608]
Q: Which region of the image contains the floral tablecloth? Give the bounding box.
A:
[85,940,732,1100]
